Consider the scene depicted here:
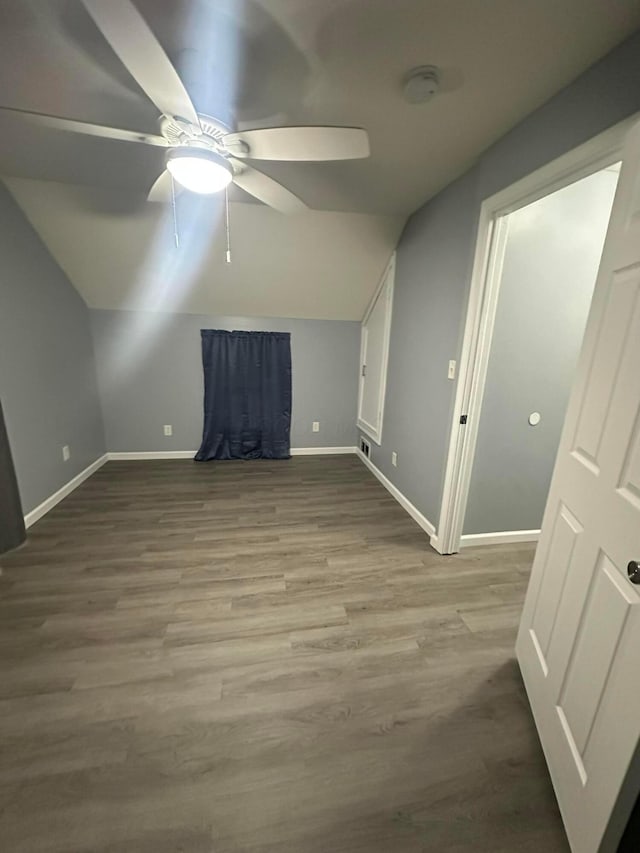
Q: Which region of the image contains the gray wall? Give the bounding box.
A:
[368,29,640,533]
[369,173,478,524]
[464,168,618,535]
[90,309,360,452]
[0,184,105,515]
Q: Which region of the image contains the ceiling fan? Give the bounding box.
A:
[1,0,370,214]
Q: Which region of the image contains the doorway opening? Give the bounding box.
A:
[463,162,619,542]
[434,119,633,555]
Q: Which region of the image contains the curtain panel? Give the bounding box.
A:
[195,330,292,461]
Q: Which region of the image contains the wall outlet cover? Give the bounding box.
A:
[62,445,70,461]
[312,421,320,432]
[163,425,173,436]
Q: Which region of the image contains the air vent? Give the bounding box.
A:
[360,436,371,458]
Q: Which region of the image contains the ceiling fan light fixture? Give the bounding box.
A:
[166,148,232,194]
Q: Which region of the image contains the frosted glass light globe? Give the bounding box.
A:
[167,148,232,194]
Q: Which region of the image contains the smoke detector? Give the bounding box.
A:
[403,66,440,104]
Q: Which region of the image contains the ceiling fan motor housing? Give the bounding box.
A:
[161,114,229,150]
[10,0,369,212]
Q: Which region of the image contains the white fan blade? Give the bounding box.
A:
[82,0,199,126]
[147,170,183,202]
[223,126,370,161]
[230,160,306,214]
[0,106,167,147]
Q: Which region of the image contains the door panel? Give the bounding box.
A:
[559,554,634,755]
[357,256,394,442]
[618,409,640,509]
[517,119,640,853]
[359,290,386,430]
[530,503,582,664]
[571,268,639,470]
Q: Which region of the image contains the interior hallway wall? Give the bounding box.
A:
[366,30,640,533]
[0,184,105,515]
[464,167,619,535]
[90,309,360,453]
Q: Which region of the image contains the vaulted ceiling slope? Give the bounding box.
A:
[6,178,402,320]
[1,1,639,320]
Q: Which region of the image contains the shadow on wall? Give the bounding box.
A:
[0,399,25,554]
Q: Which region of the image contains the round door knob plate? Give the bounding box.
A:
[627,561,640,585]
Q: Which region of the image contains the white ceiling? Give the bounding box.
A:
[2,0,639,319]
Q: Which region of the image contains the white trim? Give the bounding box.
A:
[24,453,109,528]
[356,448,436,540]
[290,446,357,456]
[107,447,357,460]
[436,116,636,556]
[361,251,395,326]
[357,253,395,445]
[460,529,541,548]
[108,451,196,460]
[429,532,445,555]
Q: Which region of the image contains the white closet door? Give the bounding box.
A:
[358,257,394,443]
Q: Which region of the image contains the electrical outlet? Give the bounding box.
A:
[448,360,456,380]
[312,421,320,433]
[391,451,397,467]
[163,424,173,436]
[62,445,70,462]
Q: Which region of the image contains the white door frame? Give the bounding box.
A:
[433,117,636,556]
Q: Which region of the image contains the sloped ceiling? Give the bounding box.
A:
[1,0,640,319]
[6,177,402,320]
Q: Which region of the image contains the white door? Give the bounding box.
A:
[516,118,640,853]
[357,256,394,443]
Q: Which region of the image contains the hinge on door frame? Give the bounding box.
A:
[460,414,468,425]
[362,364,367,377]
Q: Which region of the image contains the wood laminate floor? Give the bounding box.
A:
[0,456,568,852]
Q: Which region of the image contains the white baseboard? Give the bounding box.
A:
[108,447,357,460]
[21,446,359,528]
[356,449,436,540]
[460,529,541,548]
[24,453,109,528]
[108,451,196,460]
[290,446,357,456]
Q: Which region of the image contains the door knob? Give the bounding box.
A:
[627,561,640,584]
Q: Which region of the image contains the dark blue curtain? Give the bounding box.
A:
[195,330,292,461]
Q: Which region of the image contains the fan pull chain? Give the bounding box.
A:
[171,174,179,248]
[225,186,231,264]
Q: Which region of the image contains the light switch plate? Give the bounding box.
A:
[391,451,398,467]
[448,360,456,380]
